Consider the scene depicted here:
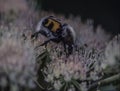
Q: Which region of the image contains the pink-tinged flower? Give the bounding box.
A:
[78,25,110,50]
[41,43,103,90]
[25,12,110,91]
[0,31,37,89]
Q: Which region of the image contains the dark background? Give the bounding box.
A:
[40,0,120,35]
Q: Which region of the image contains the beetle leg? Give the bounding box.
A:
[31,32,39,39]
[35,39,51,49]
[62,41,66,53]
[68,45,73,55]
[64,44,70,57]
[40,39,52,46]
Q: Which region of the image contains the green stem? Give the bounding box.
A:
[64,82,68,91]
[31,77,45,89]
[71,79,81,91]
[88,73,120,90]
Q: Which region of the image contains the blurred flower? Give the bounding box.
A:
[0,31,37,89]
[67,85,75,91]
[105,34,120,65]
[78,25,110,50]
[80,82,87,91]
[0,76,7,87]
[0,0,29,14]
[53,80,62,90]
[103,34,120,73]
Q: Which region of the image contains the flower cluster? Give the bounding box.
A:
[105,34,120,65]
[102,34,120,72]
[0,5,116,91]
[41,43,104,91]
[26,12,112,91]
[0,29,37,90]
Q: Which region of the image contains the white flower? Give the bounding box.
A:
[105,34,120,65]
[73,72,80,79]
[101,62,107,69]
[45,74,54,82]
[53,67,61,78]
[53,81,62,90]
[67,85,75,91]
[80,82,87,91]
[0,31,37,89]
[64,72,72,82]
[90,71,99,81]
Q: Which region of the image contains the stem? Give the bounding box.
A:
[88,73,120,90]
[31,77,45,89]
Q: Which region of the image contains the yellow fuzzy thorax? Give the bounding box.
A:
[44,18,61,32]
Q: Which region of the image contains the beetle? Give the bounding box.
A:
[31,16,76,56]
